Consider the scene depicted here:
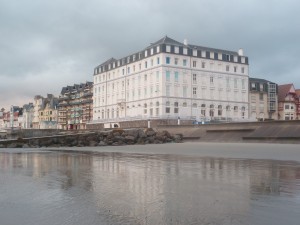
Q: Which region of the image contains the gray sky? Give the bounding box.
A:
[1,0,300,111]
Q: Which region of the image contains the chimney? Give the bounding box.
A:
[183,39,188,46]
[238,48,244,56]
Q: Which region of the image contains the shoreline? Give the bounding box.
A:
[2,142,299,162]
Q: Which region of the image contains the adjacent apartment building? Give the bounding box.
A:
[57,82,93,130]
[92,36,249,126]
[249,78,278,121]
[278,84,300,120]
[33,94,58,129]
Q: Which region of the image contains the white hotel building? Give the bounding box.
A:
[92,36,249,125]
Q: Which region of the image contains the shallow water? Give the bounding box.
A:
[0,148,300,225]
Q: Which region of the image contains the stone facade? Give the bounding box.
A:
[278,84,300,120]
[92,36,249,127]
[249,78,278,120]
[58,82,93,130]
[33,94,59,129]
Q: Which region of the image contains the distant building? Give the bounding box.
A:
[91,36,249,127]
[39,95,59,129]
[21,103,34,129]
[33,94,58,129]
[57,82,93,130]
[278,84,299,120]
[1,106,22,128]
[249,78,278,120]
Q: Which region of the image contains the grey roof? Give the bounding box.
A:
[96,58,117,68]
[60,81,93,95]
[95,36,248,70]
[249,77,277,84]
[146,36,184,49]
[23,103,34,111]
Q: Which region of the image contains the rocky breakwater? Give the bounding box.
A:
[0,128,183,148]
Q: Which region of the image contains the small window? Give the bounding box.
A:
[166,57,170,64]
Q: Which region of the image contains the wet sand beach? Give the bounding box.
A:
[1,142,300,225]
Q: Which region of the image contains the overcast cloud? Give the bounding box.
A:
[1,0,299,110]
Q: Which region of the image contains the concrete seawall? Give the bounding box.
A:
[157,120,300,144]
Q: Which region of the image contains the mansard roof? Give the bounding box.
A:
[94,36,248,72]
[146,36,184,48]
[96,58,117,68]
[278,83,296,102]
[60,81,93,95]
[249,77,277,84]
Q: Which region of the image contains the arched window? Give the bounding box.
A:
[165,101,170,113]
[192,103,197,108]
[226,105,230,111]
[234,106,238,111]
[218,105,222,116]
[174,102,179,113]
[209,104,214,117]
[201,104,206,108]
[183,102,187,107]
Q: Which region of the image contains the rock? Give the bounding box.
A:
[89,141,98,147]
[22,144,30,148]
[7,143,18,148]
[98,141,107,146]
[138,129,147,138]
[124,129,139,139]
[145,128,156,137]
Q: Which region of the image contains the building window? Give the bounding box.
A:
[259,93,264,101]
[201,62,205,68]
[183,102,187,107]
[166,101,170,113]
[183,59,187,66]
[166,45,171,52]
[234,66,237,72]
[166,71,170,82]
[174,72,179,82]
[166,57,170,64]
[174,58,178,65]
[193,87,197,96]
[241,67,245,73]
[183,48,188,55]
[193,74,197,84]
[174,102,179,113]
[242,79,245,89]
[157,57,160,64]
[192,61,197,67]
[210,76,214,84]
[144,103,147,114]
[226,65,230,72]
[144,74,147,81]
[209,104,214,117]
[145,61,148,68]
[234,78,238,88]
[226,77,230,88]
[218,105,222,116]
[175,46,179,54]
[183,86,187,97]
[285,104,289,110]
[193,49,197,56]
[166,85,170,96]
[201,104,206,116]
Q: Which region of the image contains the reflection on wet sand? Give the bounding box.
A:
[0,150,299,225]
